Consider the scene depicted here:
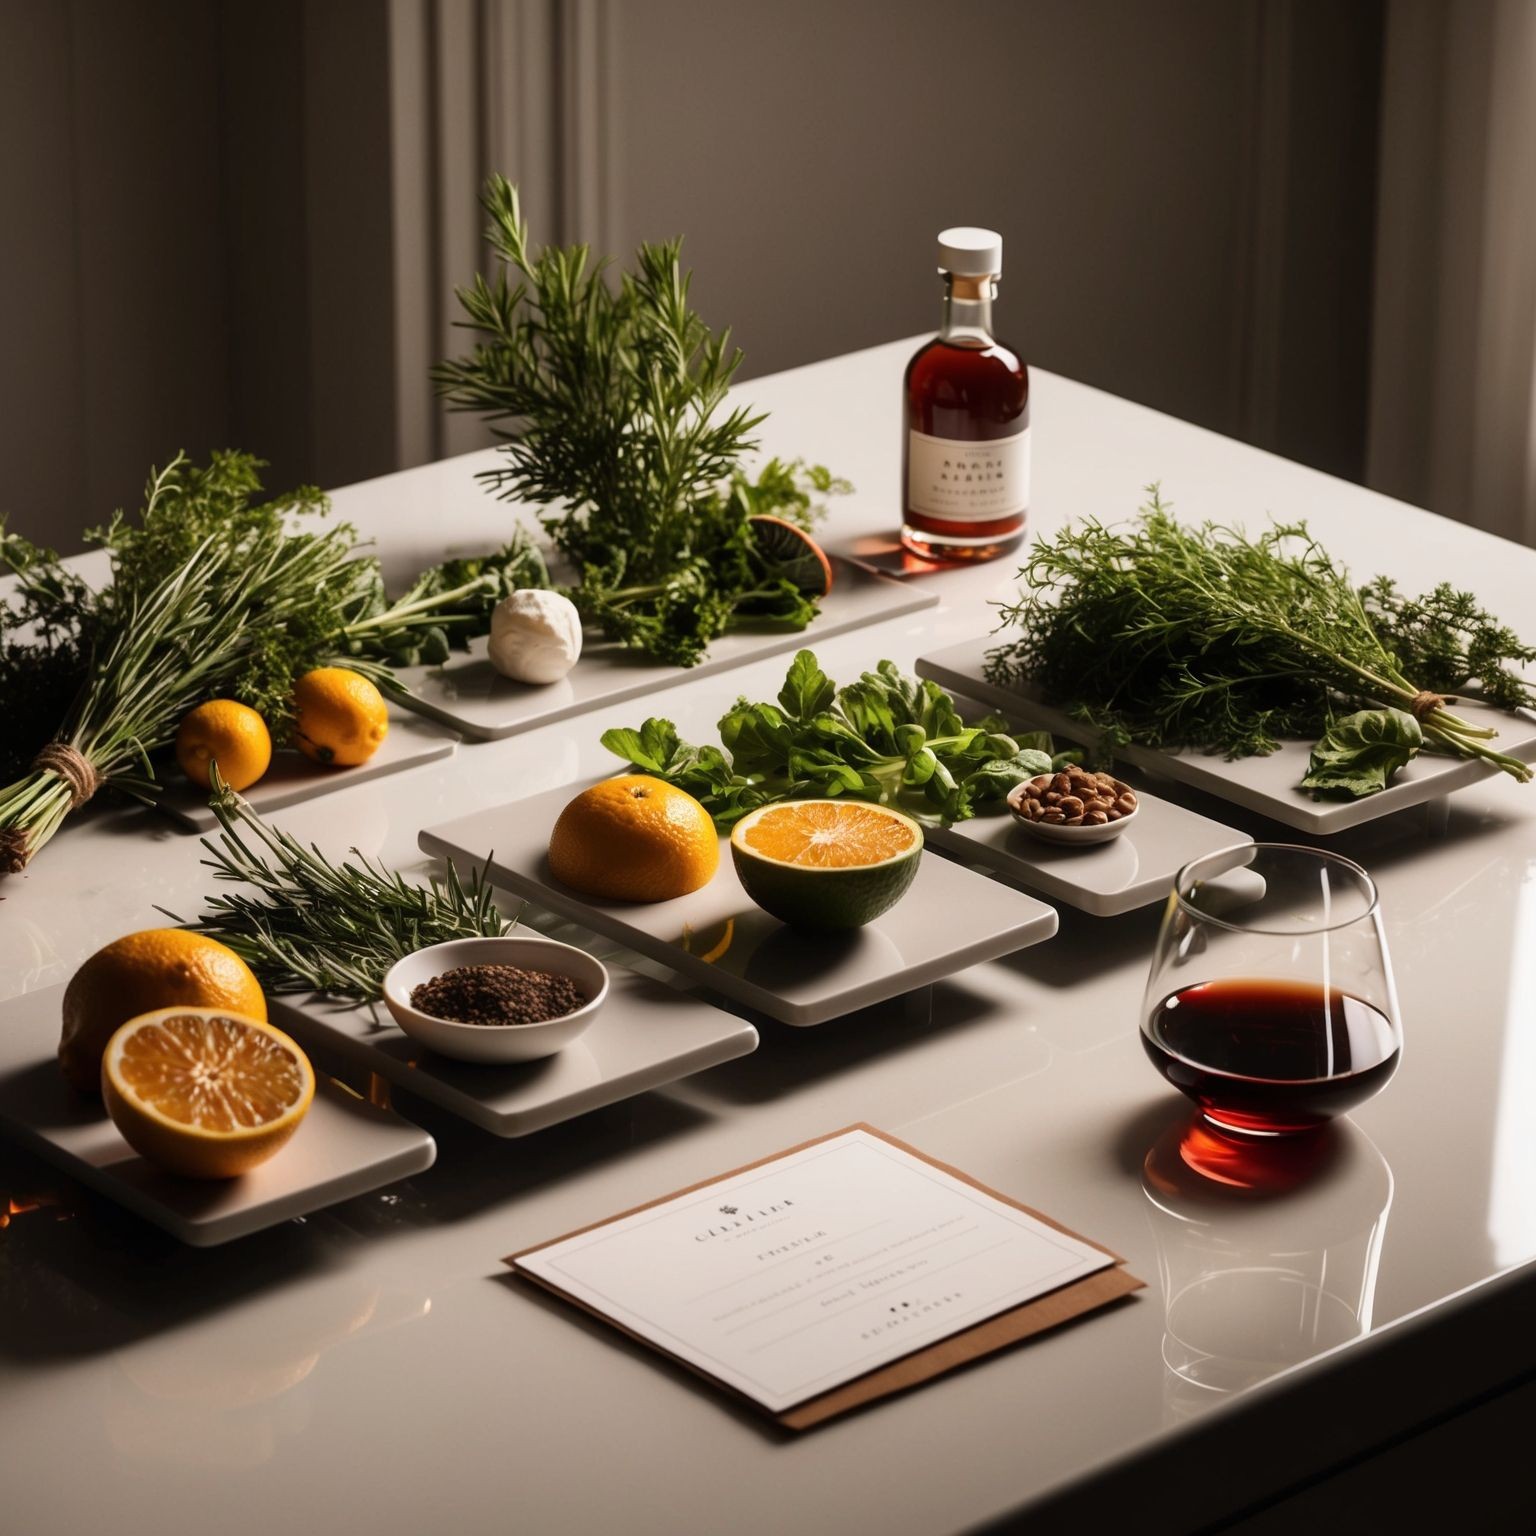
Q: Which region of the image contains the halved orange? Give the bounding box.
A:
[729,800,922,931]
[102,1009,315,1179]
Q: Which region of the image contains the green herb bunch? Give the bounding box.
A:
[603,649,1053,826]
[988,489,1533,797]
[0,530,94,781]
[0,451,554,873]
[433,176,848,667]
[165,773,513,1002]
[1361,577,1536,713]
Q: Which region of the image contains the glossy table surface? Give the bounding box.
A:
[5,339,1536,1535]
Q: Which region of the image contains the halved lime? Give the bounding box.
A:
[729,800,922,931]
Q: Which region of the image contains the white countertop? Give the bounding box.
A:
[5,339,1536,1534]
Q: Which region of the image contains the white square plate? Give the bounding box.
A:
[927,793,1249,917]
[0,985,436,1246]
[155,706,459,832]
[419,782,1059,1026]
[917,633,1536,835]
[389,561,938,741]
[268,965,758,1137]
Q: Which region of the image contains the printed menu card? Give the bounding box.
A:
[509,1126,1141,1428]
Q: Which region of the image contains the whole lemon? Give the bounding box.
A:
[548,775,719,902]
[59,929,267,1094]
[175,699,273,791]
[292,667,389,767]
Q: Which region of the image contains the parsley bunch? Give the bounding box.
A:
[434,176,848,666]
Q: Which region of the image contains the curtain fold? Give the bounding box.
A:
[1369,0,1536,546]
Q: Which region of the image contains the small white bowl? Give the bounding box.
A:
[1006,773,1141,846]
[381,935,608,1065]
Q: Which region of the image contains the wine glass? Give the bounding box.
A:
[1141,844,1402,1136]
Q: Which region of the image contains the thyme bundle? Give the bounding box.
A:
[988,490,1534,798]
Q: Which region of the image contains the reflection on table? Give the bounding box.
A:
[1141,1114,1393,1421]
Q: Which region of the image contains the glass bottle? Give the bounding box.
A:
[901,227,1029,562]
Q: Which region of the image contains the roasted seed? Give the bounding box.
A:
[1116,792,1138,814]
[1059,795,1084,816]
[1085,810,1109,825]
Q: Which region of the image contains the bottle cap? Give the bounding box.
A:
[937,227,1002,276]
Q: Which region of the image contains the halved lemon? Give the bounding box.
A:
[102,1009,315,1180]
[729,800,922,931]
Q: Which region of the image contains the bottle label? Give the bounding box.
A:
[906,428,1030,521]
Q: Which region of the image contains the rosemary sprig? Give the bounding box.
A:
[0,452,551,873]
[165,775,515,1003]
[433,176,848,667]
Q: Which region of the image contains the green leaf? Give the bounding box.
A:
[1011,729,1055,755]
[600,717,680,773]
[777,649,835,720]
[962,750,1054,805]
[1301,708,1422,798]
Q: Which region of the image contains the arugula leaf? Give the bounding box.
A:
[1301,708,1422,798]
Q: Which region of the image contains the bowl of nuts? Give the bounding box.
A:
[1007,765,1140,845]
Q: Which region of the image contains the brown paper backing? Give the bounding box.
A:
[506,1123,1144,1431]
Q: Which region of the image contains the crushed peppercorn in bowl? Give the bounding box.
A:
[382,936,609,1064]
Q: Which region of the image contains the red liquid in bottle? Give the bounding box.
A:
[903,337,1029,561]
[1142,977,1400,1136]
[901,233,1029,563]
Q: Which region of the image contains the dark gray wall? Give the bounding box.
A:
[0,0,1383,552]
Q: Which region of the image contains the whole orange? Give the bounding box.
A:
[292,667,389,767]
[548,775,719,902]
[59,929,267,1094]
[175,699,272,791]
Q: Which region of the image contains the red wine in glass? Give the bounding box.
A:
[1143,977,1401,1136]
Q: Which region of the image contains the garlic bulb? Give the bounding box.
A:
[487,590,583,684]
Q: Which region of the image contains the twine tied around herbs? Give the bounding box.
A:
[32,742,101,808]
[1408,689,1448,721]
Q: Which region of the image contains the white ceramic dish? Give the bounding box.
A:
[270,959,756,1138]
[1006,774,1141,845]
[418,779,1058,1027]
[154,705,459,832]
[389,560,938,740]
[928,791,1248,918]
[917,633,1536,835]
[382,935,608,1064]
[0,984,435,1246]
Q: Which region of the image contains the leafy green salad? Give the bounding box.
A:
[603,650,1069,827]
